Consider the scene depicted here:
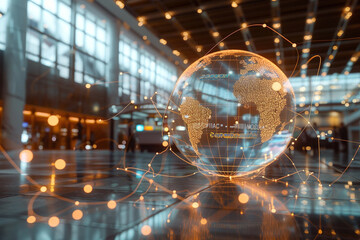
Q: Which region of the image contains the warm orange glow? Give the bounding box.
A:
[19,150,33,162]
[172,193,177,198]
[72,209,83,220]
[27,216,36,224]
[192,202,199,208]
[271,82,281,91]
[238,193,249,204]
[54,159,66,170]
[48,216,60,227]
[141,225,152,236]
[107,200,117,209]
[200,218,207,225]
[48,115,59,126]
[85,83,91,89]
[162,141,169,147]
[83,185,93,193]
[144,126,154,131]
[164,127,169,132]
[40,186,47,192]
[75,201,80,206]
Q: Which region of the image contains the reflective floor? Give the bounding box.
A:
[0,149,360,239]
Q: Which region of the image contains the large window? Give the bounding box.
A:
[118,32,178,104]
[0,0,9,50]
[74,3,109,85]
[26,0,72,79]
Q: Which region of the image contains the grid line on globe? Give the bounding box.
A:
[165,50,296,178]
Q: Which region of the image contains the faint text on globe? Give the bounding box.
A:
[165,50,296,177]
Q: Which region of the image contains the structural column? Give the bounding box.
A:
[1,0,28,150]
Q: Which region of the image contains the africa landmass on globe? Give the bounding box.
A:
[179,97,212,155]
[233,56,287,143]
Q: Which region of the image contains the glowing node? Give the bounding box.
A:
[262,23,267,28]
[291,213,294,216]
[47,115,59,127]
[85,83,91,89]
[318,229,323,234]
[19,150,33,162]
[40,186,47,192]
[192,202,199,208]
[271,208,276,213]
[238,193,249,204]
[164,127,169,132]
[72,209,83,220]
[141,225,152,236]
[107,200,117,209]
[140,196,144,201]
[75,201,80,206]
[172,193,178,198]
[162,141,169,147]
[83,184,93,193]
[27,216,36,224]
[200,218,207,225]
[54,159,66,170]
[292,43,297,48]
[271,82,282,91]
[48,216,60,227]
[167,219,170,223]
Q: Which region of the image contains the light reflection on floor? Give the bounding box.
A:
[0,150,359,239]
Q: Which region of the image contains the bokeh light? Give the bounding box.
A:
[72,210,83,220]
[192,202,199,208]
[107,200,117,209]
[83,185,93,193]
[40,186,47,192]
[47,115,59,126]
[19,150,33,162]
[48,216,60,227]
[238,193,249,204]
[27,216,36,224]
[54,159,66,170]
[200,218,207,225]
[141,225,152,236]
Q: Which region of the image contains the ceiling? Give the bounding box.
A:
[118,0,360,77]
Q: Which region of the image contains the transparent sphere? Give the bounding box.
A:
[166,50,295,177]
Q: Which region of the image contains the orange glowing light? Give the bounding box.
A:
[238,193,249,204]
[27,216,36,224]
[107,200,117,209]
[54,159,66,170]
[72,209,83,220]
[200,218,207,225]
[162,141,169,147]
[192,202,199,208]
[172,193,177,198]
[40,186,47,192]
[75,201,80,206]
[144,126,154,131]
[141,225,152,236]
[19,150,33,162]
[83,184,93,193]
[48,216,60,227]
[48,115,59,126]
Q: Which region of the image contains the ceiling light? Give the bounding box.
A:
[172,50,180,56]
[183,59,188,64]
[345,12,352,20]
[115,0,125,9]
[159,39,167,45]
[241,23,247,28]
[219,42,225,47]
[332,45,338,50]
[274,38,280,43]
[344,6,350,12]
[351,56,358,62]
[273,23,281,29]
[196,46,203,52]
[245,41,250,46]
[276,51,280,56]
[304,35,312,40]
[277,59,282,64]
[142,36,147,40]
[337,30,344,37]
[197,8,202,14]
[165,12,172,20]
[302,48,310,53]
[301,64,307,69]
[325,62,331,67]
[231,1,238,8]
[212,31,219,37]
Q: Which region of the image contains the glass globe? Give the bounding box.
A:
[165,50,295,177]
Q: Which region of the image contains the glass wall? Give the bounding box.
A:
[27,0,72,79]
[290,73,360,106]
[23,0,178,102]
[118,30,178,104]
[0,0,9,50]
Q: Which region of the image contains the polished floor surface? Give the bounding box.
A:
[0,149,360,239]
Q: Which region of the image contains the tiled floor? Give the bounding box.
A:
[0,149,359,239]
